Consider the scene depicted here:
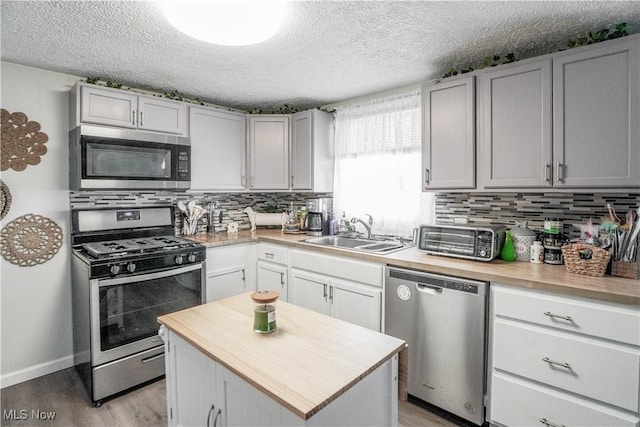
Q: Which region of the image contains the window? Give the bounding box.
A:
[333,91,434,237]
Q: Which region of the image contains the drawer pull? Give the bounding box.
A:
[264,252,275,259]
[544,311,572,322]
[539,417,565,427]
[542,357,571,370]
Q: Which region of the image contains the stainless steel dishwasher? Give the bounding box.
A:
[385,266,488,425]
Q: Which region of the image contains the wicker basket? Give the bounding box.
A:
[561,243,611,277]
[611,261,640,280]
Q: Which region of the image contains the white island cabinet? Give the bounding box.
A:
[159,293,405,427]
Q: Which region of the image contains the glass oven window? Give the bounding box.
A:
[421,227,476,255]
[98,268,200,351]
[85,140,172,179]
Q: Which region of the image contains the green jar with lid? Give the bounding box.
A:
[251,291,279,334]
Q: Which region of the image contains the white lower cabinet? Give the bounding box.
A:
[206,244,257,302]
[256,243,289,301]
[289,249,383,332]
[488,284,640,427]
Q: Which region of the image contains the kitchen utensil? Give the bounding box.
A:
[607,204,622,225]
[177,200,187,215]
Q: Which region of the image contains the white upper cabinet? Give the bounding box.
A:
[290,109,334,192]
[422,76,476,190]
[75,84,188,135]
[553,37,640,188]
[480,60,553,188]
[248,115,290,190]
[137,95,188,135]
[190,106,246,191]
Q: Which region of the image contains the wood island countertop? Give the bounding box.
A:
[158,293,406,420]
[186,230,640,306]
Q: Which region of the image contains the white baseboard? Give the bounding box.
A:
[1,355,75,389]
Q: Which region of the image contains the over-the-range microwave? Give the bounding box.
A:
[417,224,506,262]
[69,125,191,191]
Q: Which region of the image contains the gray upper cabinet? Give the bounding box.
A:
[553,37,640,188]
[422,76,476,190]
[73,83,188,135]
[480,60,553,188]
[248,115,290,190]
[291,109,334,192]
[190,107,246,191]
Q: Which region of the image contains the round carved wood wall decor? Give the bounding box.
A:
[1,213,63,267]
[0,180,11,220]
[1,108,49,172]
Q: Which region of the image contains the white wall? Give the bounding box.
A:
[1,62,81,387]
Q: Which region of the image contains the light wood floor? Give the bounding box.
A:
[1,368,468,427]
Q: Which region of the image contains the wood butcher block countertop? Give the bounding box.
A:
[187,230,640,306]
[158,293,406,420]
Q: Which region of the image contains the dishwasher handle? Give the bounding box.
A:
[417,283,443,294]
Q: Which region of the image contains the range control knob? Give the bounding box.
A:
[174,255,185,265]
[187,253,196,263]
[479,249,487,258]
[126,263,137,273]
[109,264,122,275]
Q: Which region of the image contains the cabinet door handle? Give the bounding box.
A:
[241,175,246,186]
[291,175,294,187]
[544,311,572,322]
[241,268,245,281]
[544,163,551,183]
[213,408,222,427]
[207,404,215,427]
[555,162,564,182]
[139,111,144,127]
[329,285,333,301]
[280,271,285,285]
[132,110,136,126]
[542,357,571,370]
[539,417,565,427]
[424,168,430,185]
[323,283,328,299]
[250,176,255,189]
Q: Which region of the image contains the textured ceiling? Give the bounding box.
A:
[2,1,640,112]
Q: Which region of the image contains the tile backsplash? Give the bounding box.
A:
[70,191,332,234]
[435,192,640,240]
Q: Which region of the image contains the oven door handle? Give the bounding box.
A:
[96,263,202,286]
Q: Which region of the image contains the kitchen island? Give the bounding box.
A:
[158,293,406,426]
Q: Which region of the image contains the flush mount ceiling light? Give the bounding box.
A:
[160,1,287,46]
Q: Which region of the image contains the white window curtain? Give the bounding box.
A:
[333,91,434,238]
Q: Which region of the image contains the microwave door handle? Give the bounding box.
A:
[96,263,202,287]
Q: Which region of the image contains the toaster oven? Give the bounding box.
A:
[417,224,506,261]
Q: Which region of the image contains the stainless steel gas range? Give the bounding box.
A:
[70,206,205,406]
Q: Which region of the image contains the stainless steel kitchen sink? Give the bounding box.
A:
[303,236,407,254]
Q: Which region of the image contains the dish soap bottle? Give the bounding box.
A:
[501,230,517,262]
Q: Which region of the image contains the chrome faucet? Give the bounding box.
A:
[351,214,373,239]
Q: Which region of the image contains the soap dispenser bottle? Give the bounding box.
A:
[501,230,517,262]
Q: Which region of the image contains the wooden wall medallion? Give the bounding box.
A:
[1,109,49,172]
[1,213,63,266]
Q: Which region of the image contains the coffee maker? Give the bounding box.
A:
[304,198,333,236]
